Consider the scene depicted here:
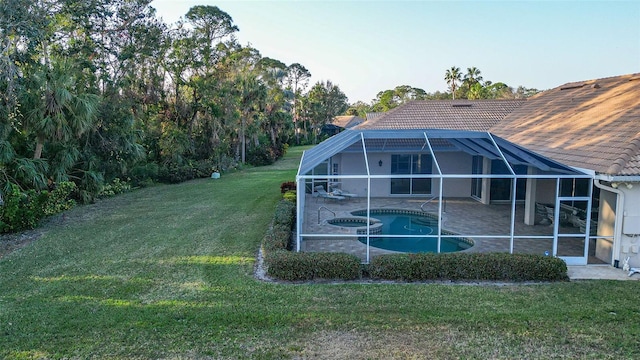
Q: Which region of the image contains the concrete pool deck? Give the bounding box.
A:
[301,195,609,265]
[567,266,639,281]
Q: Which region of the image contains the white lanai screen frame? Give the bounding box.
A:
[296,129,593,264]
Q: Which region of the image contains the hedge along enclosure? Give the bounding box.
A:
[262,198,568,282]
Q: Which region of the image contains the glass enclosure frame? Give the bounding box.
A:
[297,129,597,264]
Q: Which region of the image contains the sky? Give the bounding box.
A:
[150,0,640,104]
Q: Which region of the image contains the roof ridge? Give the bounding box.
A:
[607,132,640,174]
[356,102,406,127]
[552,73,640,91]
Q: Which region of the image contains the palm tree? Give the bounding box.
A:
[463,67,483,91]
[444,66,462,100]
[23,59,99,160]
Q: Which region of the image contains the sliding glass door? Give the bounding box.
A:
[391,154,432,195]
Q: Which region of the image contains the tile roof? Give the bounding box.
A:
[357,100,525,131]
[365,112,384,121]
[332,115,364,129]
[491,74,640,176]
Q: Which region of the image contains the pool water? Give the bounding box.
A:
[351,210,471,253]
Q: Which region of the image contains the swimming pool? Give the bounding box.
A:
[349,209,473,253]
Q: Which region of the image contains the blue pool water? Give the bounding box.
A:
[350,210,472,253]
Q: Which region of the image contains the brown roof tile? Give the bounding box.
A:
[357,100,525,131]
[492,74,640,176]
[332,115,364,129]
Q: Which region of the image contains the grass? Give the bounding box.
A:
[1,146,640,359]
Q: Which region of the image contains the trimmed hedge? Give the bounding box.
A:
[263,224,292,252]
[261,199,568,283]
[262,199,362,281]
[266,251,361,281]
[273,200,295,229]
[369,252,568,282]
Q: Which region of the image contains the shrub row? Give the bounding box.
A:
[272,200,295,230]
[261,198,568,283]
[262,199,362,281]
[266,251,361,281]
[369,252,568,282]
[0,182,77,233]
[157,160,217,184]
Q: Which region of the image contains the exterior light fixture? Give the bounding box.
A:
[378,160,383,167]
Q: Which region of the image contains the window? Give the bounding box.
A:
[489,160,526,202]
[391,154,432,194]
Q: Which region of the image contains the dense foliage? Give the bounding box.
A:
[0,181,76,232]
[0,1,349,232]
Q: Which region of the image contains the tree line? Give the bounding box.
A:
[347,66,540,116]
[0,0,540,232]
[0,1,350,231]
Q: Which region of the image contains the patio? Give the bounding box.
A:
[301,195,601,263]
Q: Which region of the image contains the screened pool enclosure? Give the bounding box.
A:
[296,129,602,265]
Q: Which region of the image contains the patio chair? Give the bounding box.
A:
[536,203,550,225]
[313,185,345,202]
[544,205,568,226]
[331,188,358,198]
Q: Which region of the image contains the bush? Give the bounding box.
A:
[283,190,296,203]
[42,181,77,216]
[157,162,196,183]
[0,181,77,233]
[130,162,159,186]
[261,198,361,281]
[247,146,278,166]
[369,253,568,282]
[98,178,131,198]
[157,159,220,184]
[280,181,296,193]
[265,251,361,281]
[273,200,295,229]
[193,159,217,178]
[0,185,44,233]
[263,224,292,252]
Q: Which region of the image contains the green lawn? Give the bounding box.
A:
[1,147,640,359]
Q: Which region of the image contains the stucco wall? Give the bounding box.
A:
[620,186,640,268]
[535,179,557,204]
[335,151,474,198]
[437,152,472,197]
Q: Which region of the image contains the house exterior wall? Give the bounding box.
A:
[333,153,368,195]
[368,153,390,196]
[437,152,472,197]
[333,151,474,197]
[619,186,640,268]
[536,179,557,204]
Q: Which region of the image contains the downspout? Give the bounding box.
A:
[594,179,625,267]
